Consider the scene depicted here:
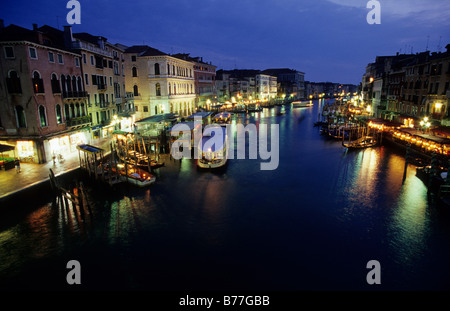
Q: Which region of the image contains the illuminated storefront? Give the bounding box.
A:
[17,140,35,161]
[47,130,89,159]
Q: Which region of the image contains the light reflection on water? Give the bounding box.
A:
[1,100,450,290]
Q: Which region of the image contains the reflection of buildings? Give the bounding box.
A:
[0,23,89,163]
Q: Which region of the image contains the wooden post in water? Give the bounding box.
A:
[402,143,410,184]
[428,151,437,194]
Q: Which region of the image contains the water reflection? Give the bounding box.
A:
[1,100,450,290]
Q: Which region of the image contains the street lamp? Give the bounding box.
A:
[420,116,431,133]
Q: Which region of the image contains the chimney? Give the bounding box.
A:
[63,26,73,48]
[97,37,105,49]
[0,19,4,29]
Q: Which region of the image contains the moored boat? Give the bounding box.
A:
[292,101,313,108]
[102,162,156,187]
[214,112,232,125]
[197,126,228,169]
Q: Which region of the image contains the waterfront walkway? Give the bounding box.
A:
[0,138,111,201]
[0,152,80,200]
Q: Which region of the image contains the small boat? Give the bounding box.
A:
[214,112,232,125]
[292,101,313,108]
[197,126,228,169]
[247,103,262,112]
[343,136,378,149]
[102,162,156,187]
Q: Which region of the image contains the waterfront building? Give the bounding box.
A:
[124,46,196,120]
[215,69,277,103]
[66,27,130,139]
[362,45,450,127]
[172,54,216,111]
[261,68,305,100]
[0,22,89,163]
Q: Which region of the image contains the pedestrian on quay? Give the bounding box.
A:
[15,158,20,173]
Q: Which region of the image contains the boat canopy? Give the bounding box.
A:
[187,112,214,120]
[76,144,104,154]
[135,113,178,124]
[200,127,227,152]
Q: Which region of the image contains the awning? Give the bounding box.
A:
[0,143,16,153]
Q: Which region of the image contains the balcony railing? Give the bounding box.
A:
[66,115,92,127]
[71,41,112,58]
[63,91,87,99]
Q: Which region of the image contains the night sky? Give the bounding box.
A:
[2,0,450,84]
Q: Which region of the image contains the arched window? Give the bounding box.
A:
[66,75,72,92]
[51,73,61,93]
[133,85,139,96]
[81,103,86,116]
[155,105,158,115]
[154,63,160,75]
[72,76,77,95]
[6,70,22,94]
[77,76,83,95]
[32,71,44,93]
[173,65,175,76]
[15,105,26,128]
[174,84,177,94]
[168,83,171,95]
[64,104,70,120]
[75,103,80,117]
[155,83,161,96]
[132,66,138,77]
[55,104,62,124]
[39,105,47,127]
[60,75,67,97]
[167,64,170,75]
[70,104,76,119]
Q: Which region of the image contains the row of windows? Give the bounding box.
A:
[82,53,124,75]
[14,102,87,129]
[6,70,84,95]
[3,46,80,67]
[131,83,195,97]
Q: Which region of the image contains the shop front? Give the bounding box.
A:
[46,130,90,161]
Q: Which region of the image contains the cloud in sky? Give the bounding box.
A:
[327,0,450,24]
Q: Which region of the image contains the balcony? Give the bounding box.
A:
[97,83,107,91]
[71,41,112,58]
[63,91,87,99]
[66,115,92,127]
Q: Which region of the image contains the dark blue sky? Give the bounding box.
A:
[2,0,450,84]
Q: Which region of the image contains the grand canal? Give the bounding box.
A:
[1,99,450,291]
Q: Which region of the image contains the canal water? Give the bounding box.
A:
[1,99,450,291]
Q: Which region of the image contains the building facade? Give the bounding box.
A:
[124,46,196,120]
[0,23,89,163]
[361,45,450,126]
